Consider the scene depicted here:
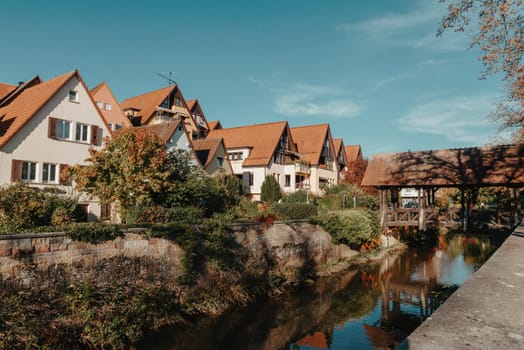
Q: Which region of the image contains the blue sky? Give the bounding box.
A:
[1,0,507,157]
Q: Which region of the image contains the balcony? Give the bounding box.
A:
[294,161,310,174]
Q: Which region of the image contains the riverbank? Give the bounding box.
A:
[0,221,403,349]
[402,226,524,349]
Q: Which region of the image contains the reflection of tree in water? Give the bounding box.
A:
[445,232,506,267]
[138,232,507,350]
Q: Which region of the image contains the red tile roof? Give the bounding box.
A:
[207,120,222,130]
[290,124,332,165]
[345,145,362,162]
[0,70,78,149]
[207,121,292,167]
[135,120,183,144]
[0,83,16,99]
[361,144,524,187]
[121,85,175,125]
[192,137,223,167]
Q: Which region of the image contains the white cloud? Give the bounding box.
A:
[397,94,500,144]
[336,1,466,50]
[272,83,361,118]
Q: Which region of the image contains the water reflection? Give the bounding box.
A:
[137,232,507,350]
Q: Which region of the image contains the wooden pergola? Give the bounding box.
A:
[361,144,524,231]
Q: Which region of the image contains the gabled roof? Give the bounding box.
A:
[135,119,183,144]
[333,138,348,166]
[0,70,78,149]
[207,120,291,167]
[0,76,42,107]
[0,83,16,100]
[290,124,333,165]
[208,120,222,130]
[121,85,176,125]
[361,144,524,187]
[345,145,363,162]
[186,98,210,130]
[192,137,223,167]
[90,81,131,129]
[186,99,197,111]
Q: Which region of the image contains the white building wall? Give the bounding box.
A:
[0,76,111,219]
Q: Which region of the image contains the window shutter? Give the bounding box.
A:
[48,117,57,139]
[59,164,71,185]
[90,125,100,145]
[11,159,22,181]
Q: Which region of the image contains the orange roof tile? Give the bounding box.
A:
[0,71,77,149]
[361,144,524,187]
[290,124,332,165]
[121,85,175,125]
[192,137,223,167]
[0,83,15,99]
[207,121,291,167]
[345,145,362,162]
[207,120,222,130]
[186,99,197,111]
[135,120,183,144]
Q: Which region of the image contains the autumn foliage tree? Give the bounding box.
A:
[72,129,191,213]
[342,158,368,186]
[438,0,524,139]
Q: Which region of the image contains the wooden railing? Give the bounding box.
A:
[383,207,523,229]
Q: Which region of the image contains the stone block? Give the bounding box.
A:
[12,246,34,259]
[0,247,12,257]
[35,244,50,254]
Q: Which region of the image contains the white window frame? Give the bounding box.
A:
[42,163,57,183]
[21,161,37,182]
[75,122,89,142]
[57,119,72,140]
[104,103,111,111]
[68,90,79,102]
[96,101,103,108]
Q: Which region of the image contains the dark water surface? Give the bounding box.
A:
[137,232,508,350]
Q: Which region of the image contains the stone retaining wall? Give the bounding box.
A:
[0,221,359,290]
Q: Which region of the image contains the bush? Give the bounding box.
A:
[0,183,81,234]
[64,222,121,244]
[260,175,282,203]
[318,184,379,211]
[270,202,318,220]
[124,205,204,225]
[316,209,380,249]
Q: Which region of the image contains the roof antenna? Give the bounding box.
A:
[157,72,176,86]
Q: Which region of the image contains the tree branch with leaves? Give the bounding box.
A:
[438,0,524,139]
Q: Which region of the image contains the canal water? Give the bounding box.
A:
[138,231,508,350]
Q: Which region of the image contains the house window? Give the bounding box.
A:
[285,175,291,187]
[249,172,254,186]
[217,157,224,168]
[21,161,37,181]
[96,101,103,108]
[176,97,182,107]
[75,123,89,142]
[57,120,71,139]
[104,103,111,111]
[114,124,122,131]
[42,163,57,183]
[69,90,78,102]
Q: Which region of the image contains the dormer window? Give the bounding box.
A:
[104,103,111,111]
[69,90,78,102]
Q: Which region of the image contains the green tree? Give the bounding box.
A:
[260,175,282,203]
[438,0,524,139]
[72,129,194,215]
